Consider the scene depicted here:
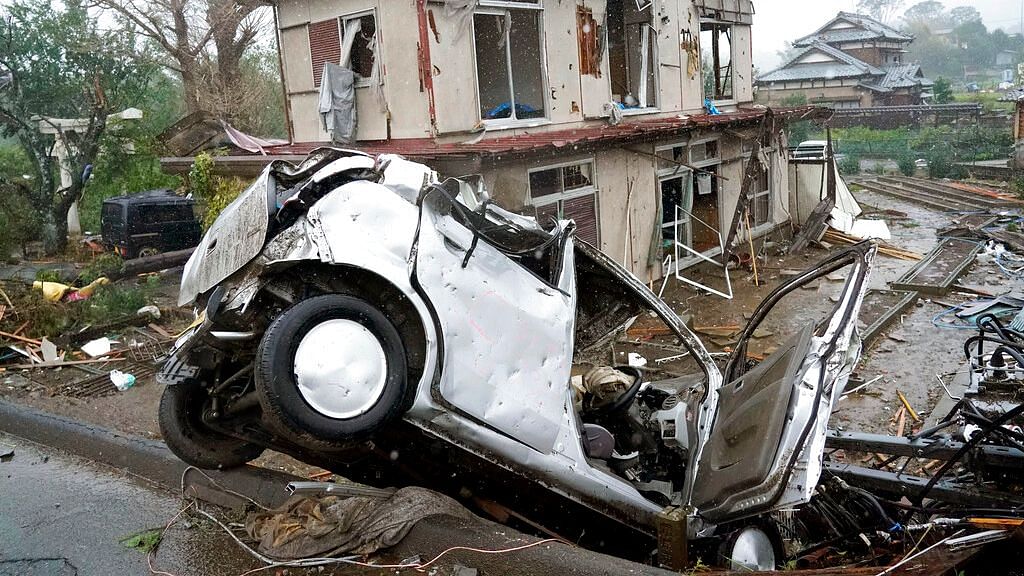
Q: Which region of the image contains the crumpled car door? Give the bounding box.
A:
[687,243,876,524]
[412,190,577,455]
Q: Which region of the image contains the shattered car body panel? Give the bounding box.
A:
[165,147,876,546]
[414,194,577,454]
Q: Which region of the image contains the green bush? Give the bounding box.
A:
[78,253,125,284]
[897,154,916,177]
[34,268,64,283]
[838,155,861,176]
[79,282,150,325]
[188,151,248,229]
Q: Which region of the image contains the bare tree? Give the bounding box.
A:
[90,0,271,119]
[856,0,906,24]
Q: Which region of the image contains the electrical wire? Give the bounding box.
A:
[170,467,570,575]
[180,466,272,511]
[147,501,195,576]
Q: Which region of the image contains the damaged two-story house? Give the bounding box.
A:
[203,0,825,282]
[756,12,933,109]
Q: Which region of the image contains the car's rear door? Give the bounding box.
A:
[686,243,876,524]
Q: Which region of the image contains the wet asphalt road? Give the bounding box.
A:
[0,433,263,576]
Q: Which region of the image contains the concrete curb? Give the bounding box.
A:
[0,399,676,575]
[0,399,299,508]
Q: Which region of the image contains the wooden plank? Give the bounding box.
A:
[0,330,42,346]
[0,357,125,371]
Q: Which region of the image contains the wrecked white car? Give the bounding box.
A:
[159,148,875,568]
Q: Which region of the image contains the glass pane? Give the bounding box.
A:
[656,147,685,171]
[563,163,594,190]
[475,13,513,119]
[690,142,707,163]
[754,193,770,227]
[530,168,563,199]
[660,177,686,242]
[705,140,719,159]
[509,10,545,119]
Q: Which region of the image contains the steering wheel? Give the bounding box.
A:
[593,365,645,416]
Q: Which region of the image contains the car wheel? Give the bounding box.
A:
[718,522,784,571]
[136,247,160,259]
[255,294,408,446]
[158,381,264,469]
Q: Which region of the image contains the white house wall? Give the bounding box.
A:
[579,0,613,118]
[657,1,683,111]
[276,0,756,140]
[275,0,431,142]
[543,0,586,124]
[680,2,706,111]
[731,24,753,104]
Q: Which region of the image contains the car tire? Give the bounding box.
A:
[255,294,408,447]
[158,382,264,470]
[136,246,160,259]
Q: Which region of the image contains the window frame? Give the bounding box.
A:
[742,147,774,232]
[606,1,660,115]
[700,19,735,103]
[471,1,550,129]
[527,158,601,245]
[655,139,724,266]
[337,8,380,89]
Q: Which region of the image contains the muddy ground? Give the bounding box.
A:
[616,185,1021,437]
[1,183,1020,477]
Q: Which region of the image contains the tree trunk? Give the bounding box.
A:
[180,67,203,116]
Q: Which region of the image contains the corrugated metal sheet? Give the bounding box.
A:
[309,19,340,87]
[271,107,826,161]
[160,107,831,176]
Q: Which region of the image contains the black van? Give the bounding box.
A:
[101,190,202,259]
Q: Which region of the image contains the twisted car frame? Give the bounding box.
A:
[159,148,875,568]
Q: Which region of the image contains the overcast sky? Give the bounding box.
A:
[753,0,1024,71]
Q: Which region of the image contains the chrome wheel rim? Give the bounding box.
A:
[729,527,776,571]
[293,319,388,419]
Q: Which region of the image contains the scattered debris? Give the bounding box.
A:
[246,487,474,559]
[81,338,115,358]
[109,370,136,392]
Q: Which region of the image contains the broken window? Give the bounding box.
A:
[529,161,600,245]
[577,6,603,78]
[751,161,771,228]
[701,21,733,101]
[607,0,657,110]
[340,12,377,81]
[308,12,378,87]
[657,146,692,248]
[474,2,546,122]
